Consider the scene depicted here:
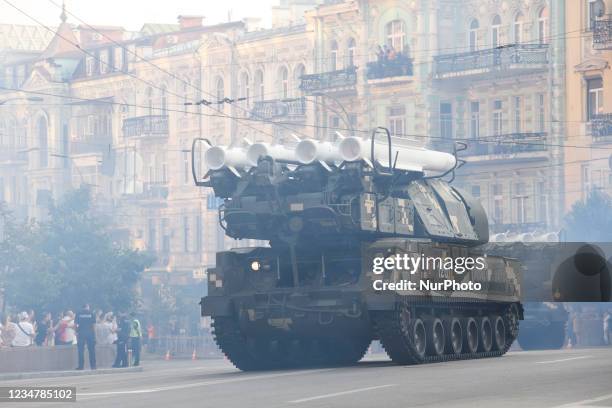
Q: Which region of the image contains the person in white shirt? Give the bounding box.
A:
[12,312,35,347]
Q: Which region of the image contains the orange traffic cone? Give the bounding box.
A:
[164,350,171,361]
[192,349,197,361]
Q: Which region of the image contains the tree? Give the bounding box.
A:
[564,190,612,242]
[0,188,153,313]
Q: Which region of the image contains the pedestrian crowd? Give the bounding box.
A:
[367,43,413,79]
[0,306,145,370]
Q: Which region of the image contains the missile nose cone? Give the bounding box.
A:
[246,143,269,166]
[339,137,363,162]
[295,139,318,164]
[205,146,226,170]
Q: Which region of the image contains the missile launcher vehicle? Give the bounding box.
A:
[194,128,523,370]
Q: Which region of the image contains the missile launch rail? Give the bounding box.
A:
[194,128,523,371]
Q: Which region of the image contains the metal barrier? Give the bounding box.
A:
[147,335,222,359]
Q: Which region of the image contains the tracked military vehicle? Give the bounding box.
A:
[194,128,523,370]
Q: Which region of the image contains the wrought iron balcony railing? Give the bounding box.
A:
[122,115,169,138]
[250,97,306,120]
[300,67,357,94]
[366,56,413,80]
[463,132,548,156]
[434,44,549,78]
[593,18,612,50]
[591,113,612,142]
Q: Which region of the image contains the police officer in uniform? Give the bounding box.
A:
[75,304,96,370]
[113,312,130,368]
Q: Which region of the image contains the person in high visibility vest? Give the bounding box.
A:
[129,312,143,367]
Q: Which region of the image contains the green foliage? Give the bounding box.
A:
[0,188,153,313]
[564,190,612,242]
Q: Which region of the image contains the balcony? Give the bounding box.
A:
[250,97,306,121]
[591,113,612,142]
[71,134,112,155]
[434,44,549,80]
[593,18,612,50]
[366,56,413,84]
[463,132,548,159]
[122,115,169,139]
[300,67,357,94]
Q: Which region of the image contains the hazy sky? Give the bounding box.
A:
[0,0,277,30]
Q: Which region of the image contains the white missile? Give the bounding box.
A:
[204,146,250,176]
[295,139,343,165]
[246,142,297,166]
[338,136,456,174]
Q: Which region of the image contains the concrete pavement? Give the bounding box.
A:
[2,347,612,408]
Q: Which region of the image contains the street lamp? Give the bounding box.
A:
[0,96,43,106]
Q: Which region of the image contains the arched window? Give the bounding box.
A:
[469,19,479,51]
[538,7,549,44]
[491,15,501,48]
[255,69,264,101]
[294,64,305,94]
[216,76,224,103]
[37,116,48,168]
[279,66,289,99]
[330,40,338,71]
[160,85,168,116]
[385,20,406,52]
[347,38,356,67]
[514,12,524,43]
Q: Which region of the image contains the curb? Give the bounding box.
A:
[0,366,143,381]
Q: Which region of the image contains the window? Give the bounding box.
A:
[587,77,603,120]
[513,182,527,224]
[85,56,95,76]
[514,13,524,43]
[581,164,590,199]
[470,101,480,139]
[160,86,168,116]
[294,64,305,94]
[330,41,338,71]
[255,69,264,101]
[146,87,153,115]
[183,216,190,253]
[113,47,124,71]
[491,15,501,48]
[538,8,548,44]
[99,49,109,74]
[469,19,479,51]
[386,20,406,52]
[472,185,481,198]
[195,215,202,253]
[588,0,598,30]
[492,100,503,136]
[279,66,289,99]
[37,117,48,168]
[513,96,522,133]
[536,181,548,224]
[388,105,406,137]
[493,184,504,223]
[537,93,546,132]
[216,77,224,103]
[347,38,356,67]
[440,102,453,139]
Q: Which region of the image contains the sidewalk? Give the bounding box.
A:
[0,366,143,381]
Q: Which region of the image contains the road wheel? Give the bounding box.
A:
[479,317,493,352]
[446,317,463,355]
[427,318,445,357]
[412,318,427,359]
[493,316,506,351]
[465,317,479,354]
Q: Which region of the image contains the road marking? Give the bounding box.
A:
[288,384,397,404]
[551,392,612,408]
[535,356,590,364]
[78,368,333,399]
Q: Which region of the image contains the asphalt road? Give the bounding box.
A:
[3,347,612,408]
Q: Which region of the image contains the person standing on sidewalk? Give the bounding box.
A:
[113,312,130,368]
[129,312,143,366]
[75,304,96,370]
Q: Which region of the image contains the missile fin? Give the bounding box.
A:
[318,160,332,172]
[228,166,242,178]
